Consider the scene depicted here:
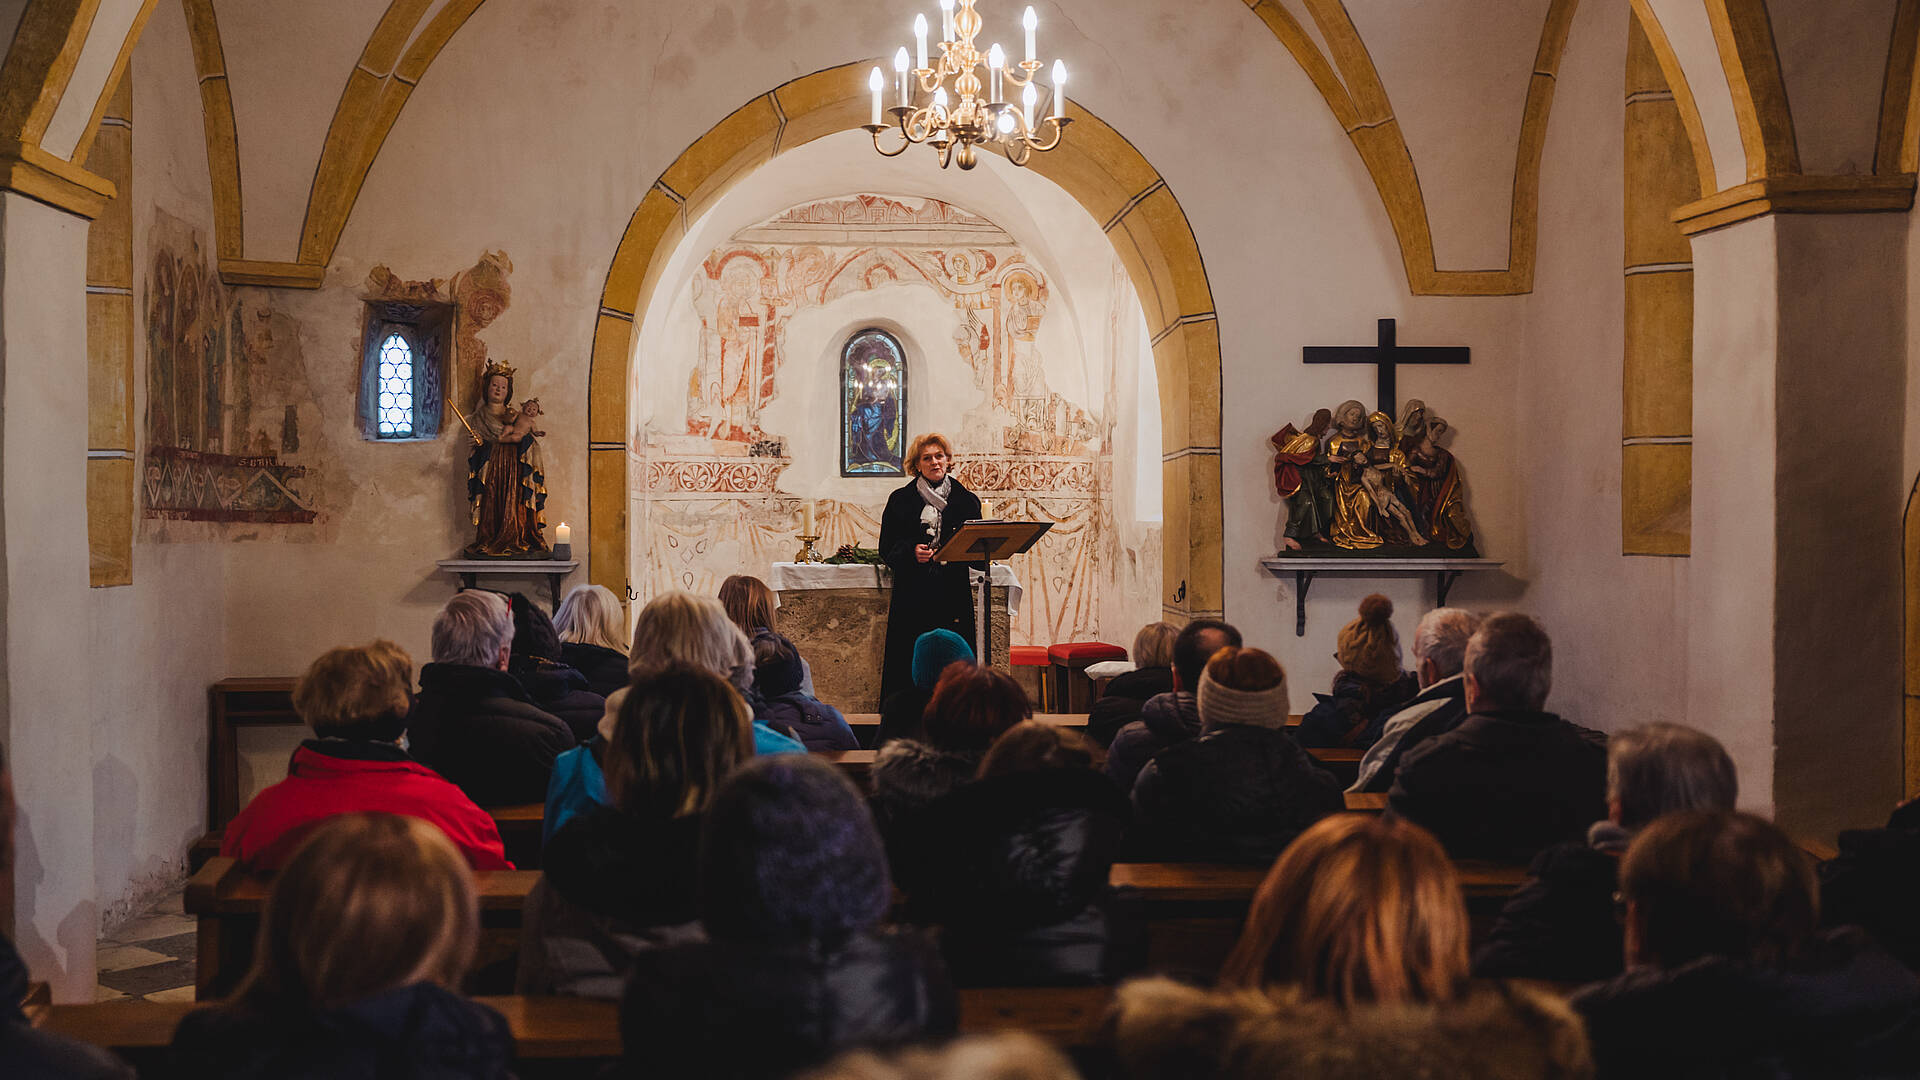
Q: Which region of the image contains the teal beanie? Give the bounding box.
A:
[912,629,975,690]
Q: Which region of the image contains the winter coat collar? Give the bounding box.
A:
[417,662,534,704]
[298,738,410,765]
[1139,690,1201,740]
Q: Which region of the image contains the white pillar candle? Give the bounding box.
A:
[801,501,815,535]
[1052,60,1067,119]
[1023,6,1037,62]
[869,67,883,124]
[914,13,928,69]
[981,499,995,519]
[556,522,571,546]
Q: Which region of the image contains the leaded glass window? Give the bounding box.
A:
[375,332,416,438]
[841,328,906,476]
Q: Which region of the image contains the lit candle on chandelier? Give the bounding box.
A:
[868,67,883,125]
[914,13,928,69]
[894,47,911,108]
[988,42,1005,102]
[1023,6,1037,63]
[939,0,954,41]
[1052,59,1067,119]
[1021,82,1036,127]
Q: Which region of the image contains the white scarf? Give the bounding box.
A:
[917,475,951,541]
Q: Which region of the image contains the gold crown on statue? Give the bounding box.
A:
[481,360,518,380]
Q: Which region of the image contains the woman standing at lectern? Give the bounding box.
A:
[879,433,982,702]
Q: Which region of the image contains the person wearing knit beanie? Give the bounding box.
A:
[1196,649,1291,730]
[1299,594,1419,749]
[911,629,975,691]
[1131,645,1344,862]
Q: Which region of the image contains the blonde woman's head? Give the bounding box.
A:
[554,584,628,654]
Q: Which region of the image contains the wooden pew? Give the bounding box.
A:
[41,996,620,1070]
[1344,791,1388,812]
[488,803,545,869]
[186,857,540,999]
[956,984,1112,1042]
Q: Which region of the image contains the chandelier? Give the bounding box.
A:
[865,0,1071,170]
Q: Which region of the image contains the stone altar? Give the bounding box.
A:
[771,562,1019,713]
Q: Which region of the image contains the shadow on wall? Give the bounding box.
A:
[10,804,100,995]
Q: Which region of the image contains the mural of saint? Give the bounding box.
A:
[688,256,774,441]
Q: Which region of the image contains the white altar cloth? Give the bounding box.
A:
[769,561,1023,615]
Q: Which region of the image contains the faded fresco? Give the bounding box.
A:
[142,211,319,529]
[637,194,1119,645]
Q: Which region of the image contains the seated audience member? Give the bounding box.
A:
[1101,815,1591,1080]
[1389,612,1606,862]
[545,591,803,844]
[1574,811,1920,1079]
[619,756,958,1079]
[1296,594,1418,749]
[1131,647,1343,863]
[1820,793,1920,971]
[0,745,137,1080]
[870,661,1029,830]
[894,722,1130,986]
[407,590,575,807]
[553,583,631,697]
[520,664,752,997]
[803,1033,1079,1080]
[1086,621,1180,747]
[875,629,974,748]
[754,631,858,751]
[222,642,511,870]
[1105,619,1242,794]
[722,572,817,697]
[507,592,607,741]
[170,814,513,1079]
[1474,722,1737,982]
[1348,607,1481,793]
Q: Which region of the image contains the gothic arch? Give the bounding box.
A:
[1905,473,1920,798]
[585,63,1222,626]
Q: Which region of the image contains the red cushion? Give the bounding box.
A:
[1009,646,1050,667]
[1047,641,1127,664]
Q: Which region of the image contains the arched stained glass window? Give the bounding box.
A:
[841,328,906,476]
[375,332,415,438]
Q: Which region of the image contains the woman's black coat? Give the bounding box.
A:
[878,476,981,702]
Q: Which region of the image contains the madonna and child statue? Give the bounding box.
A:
[460,360,549,558]
[1271,397,1477,557]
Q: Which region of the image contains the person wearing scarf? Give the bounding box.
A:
[878,432,982,702]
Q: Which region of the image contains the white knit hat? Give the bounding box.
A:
[1195,666,1290,730]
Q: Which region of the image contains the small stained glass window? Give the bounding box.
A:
[841,328,906,476]
[375,332,415,438]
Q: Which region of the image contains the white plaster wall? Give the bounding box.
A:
[84,0,231,934]
[1517,0,1694,741]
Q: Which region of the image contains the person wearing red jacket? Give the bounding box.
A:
[222,641,511,871]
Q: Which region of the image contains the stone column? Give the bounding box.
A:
[1688,212,1905,839]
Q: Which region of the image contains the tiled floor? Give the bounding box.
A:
[94,888,195,1003]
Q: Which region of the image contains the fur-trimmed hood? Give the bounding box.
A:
[1100,976,1593,1080]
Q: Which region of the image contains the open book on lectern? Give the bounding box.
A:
[933,519,1053,563]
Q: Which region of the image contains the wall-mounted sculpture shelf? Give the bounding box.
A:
[1259,557,1505,636]
[438,558,579,609]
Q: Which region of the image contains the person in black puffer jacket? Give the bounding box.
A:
[407,591,575,808]
[519,664,755,998]
[169,814,513,1080]
[1131,646,1343,864]
[1296,595,1418,750]
[1573,811,1920,1080]
[1105,619,1240,794]
[507,592,607,742]
[1473,722,1739,984]
[1084,621,1180,747]
[752,631,857,751]
[894,722,1130,986]
[1820,794,1920,972]
[554,583,632,697]
[619,756,957,1080]
[870,662,1028,838]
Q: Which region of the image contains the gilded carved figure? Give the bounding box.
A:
[1274,396,1476,555]
[464,361,548,557]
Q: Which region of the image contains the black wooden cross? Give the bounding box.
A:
[1303,318,1470,415]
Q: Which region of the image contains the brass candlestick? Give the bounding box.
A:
[794,535,825,563]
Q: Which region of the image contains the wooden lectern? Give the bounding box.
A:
[934,519,1053,665]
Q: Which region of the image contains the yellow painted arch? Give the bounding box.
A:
[585,63,1223,625]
